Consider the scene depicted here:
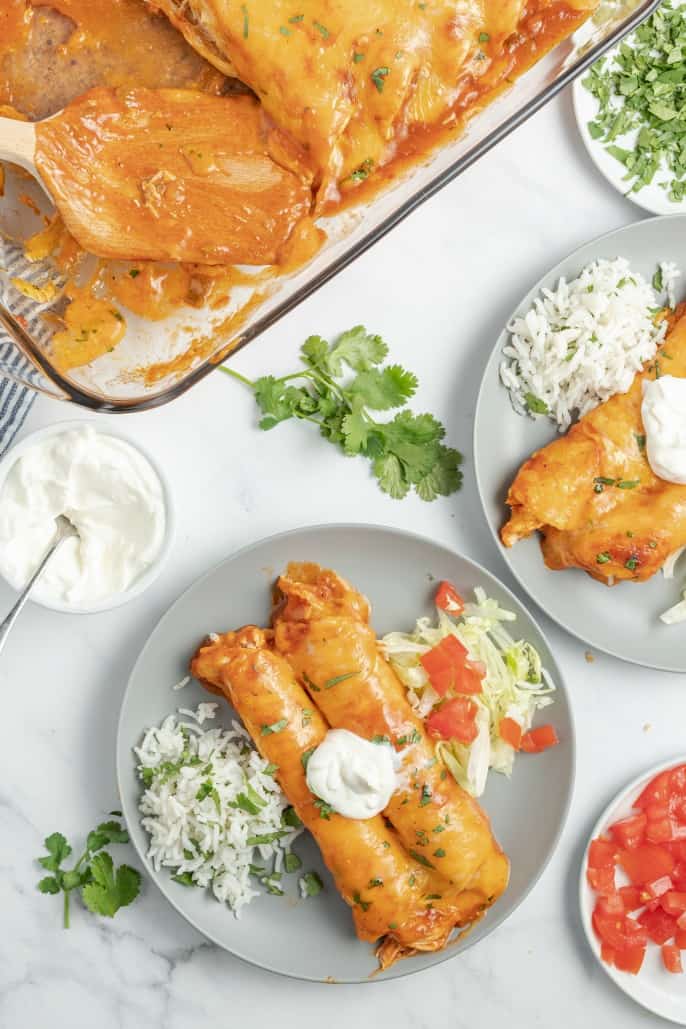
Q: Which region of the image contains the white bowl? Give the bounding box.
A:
[0,419,175,614]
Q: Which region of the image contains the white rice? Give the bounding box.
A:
[500,257,681,432]
[136,704,302,915]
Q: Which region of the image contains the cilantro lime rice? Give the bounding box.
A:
[136,703,304,913]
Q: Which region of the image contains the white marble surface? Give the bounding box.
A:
[2,87,685,1029]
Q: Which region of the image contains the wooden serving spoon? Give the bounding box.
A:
[0,87,313,265]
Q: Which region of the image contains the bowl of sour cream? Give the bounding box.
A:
[0,420,173,613]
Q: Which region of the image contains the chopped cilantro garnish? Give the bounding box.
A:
[314,798,335,819]
[582,3,686,201]
[300,870,323,896]
[524,392,549,415]
[409,849,435,869]
[324,671,357,689]
[371,66,390,92]
[596,552,612,564]
[353,890,371,911]
[285,852,302,873]
[246,830,290,845]
[301,748,315,770]
[261,718,288,735]
[282,806,302,828]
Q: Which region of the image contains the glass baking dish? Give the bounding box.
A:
[0,0,659,413]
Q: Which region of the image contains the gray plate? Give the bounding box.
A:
[116,524,574,983]
[474,215,686,674]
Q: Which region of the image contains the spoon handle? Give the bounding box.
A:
[0,533,68,656]
[0,117,37,175]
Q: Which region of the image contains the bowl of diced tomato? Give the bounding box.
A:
[580,759,686,1024]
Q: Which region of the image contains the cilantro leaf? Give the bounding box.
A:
[81,853,141,918]
[220,327,462,502]
[253,377,310,429]
[326,326,388,374]
[39,832,72,872]
[37,876,61,894]
[35,815,140,928]
[415,447,464,501]
[300,334,331,372]
[374,453,410,499]
[341,406,371,453]
[347,365,418,410]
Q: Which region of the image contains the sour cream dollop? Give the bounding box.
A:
[305,728,398,819]
[642,376,686,485]
[0,426,167,608]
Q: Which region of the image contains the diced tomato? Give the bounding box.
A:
[499,717,522,750]
[661,891,686,916]
[609,813,646,851]
[588,866,616,895]
[638,907,677,945]
[624,917,650,946]
[420,636,470,696]
[678,911,686,930]
[619,885,642,912]
[671,765,686,796]
[619,844,675,885]
[676,929,686,949]
[613,945,646,975]
[456,661,486,696]
[640,875,674,903]
[663,943,683,973]
[669,842,686,863]
[670,859,686,890]
[521,724,559,753]
[593,909,629,951]
[426,697,478,744]
[600,942,616,966]
[593,906,648,950]
[646,817,675,845]
[636,770,673,810]
[589,837,619,869]
[435,581,465,615]
[596,892,623,915]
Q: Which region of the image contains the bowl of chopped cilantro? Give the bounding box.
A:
[573,0,686,214]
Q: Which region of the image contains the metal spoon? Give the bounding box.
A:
[0,514,79,655]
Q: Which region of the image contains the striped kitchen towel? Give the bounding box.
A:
[0,236,59,456]
[0,350,35,456]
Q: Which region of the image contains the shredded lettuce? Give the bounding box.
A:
[381,587,555,797]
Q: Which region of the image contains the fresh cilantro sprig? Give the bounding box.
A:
[583,1,686,202]
[36,815,141,927]
[220,326,462,501]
